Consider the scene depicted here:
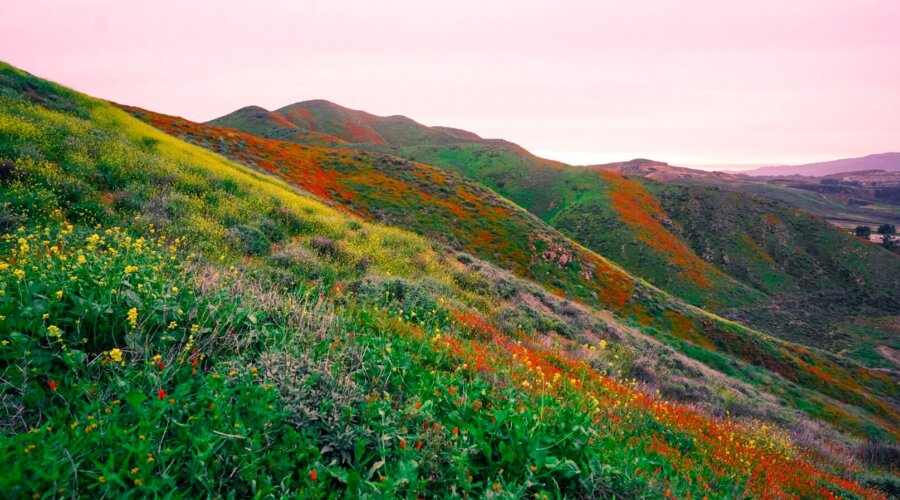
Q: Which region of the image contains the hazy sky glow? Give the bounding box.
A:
[2,0,898,167]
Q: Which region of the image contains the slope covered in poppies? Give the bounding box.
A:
[209,101,900,368]
[0,65,889,498]
[6,62,899,497]
[120,104,900,446]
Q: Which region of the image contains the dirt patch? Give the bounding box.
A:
[875,345,900,370]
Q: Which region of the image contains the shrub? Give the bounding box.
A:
[270,206,316,236]
[229,224,271,256]
[257,216,285,243]
[856,440,900,469]
[310,236,342,259]
[256,349,368,465]
[0,159,23,183]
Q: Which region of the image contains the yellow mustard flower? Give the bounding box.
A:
[127,308,138,328]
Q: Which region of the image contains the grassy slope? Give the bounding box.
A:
[646,183,900,367]
[1,63,897,497]
[121,106,900,443]
[670,176,900,228]
[379,144,900,362]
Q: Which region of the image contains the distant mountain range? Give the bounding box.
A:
[737,152,900,177]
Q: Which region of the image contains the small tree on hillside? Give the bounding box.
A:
[884,234,898,252]
[876,224,896,235]
[854,225,872,238]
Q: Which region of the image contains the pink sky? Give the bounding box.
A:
[2,0,898,167]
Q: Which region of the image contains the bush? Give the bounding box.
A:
[310,236,342,259]
[257,216,285,243]
[856,440,900,469]
[257,349,369,465]
[0,159,23,183]
[229,224,271,256]
[270,206,316,236]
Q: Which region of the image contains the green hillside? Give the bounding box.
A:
[129,101,900,439]
[668,175,900,228]
[211,104,900,368]
[2,63,898,497]
[647,183,900,367]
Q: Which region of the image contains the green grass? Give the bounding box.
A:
[384,144,900,368]
[647,183,900,353]
[1,61,897,498]
[123,91,900,442]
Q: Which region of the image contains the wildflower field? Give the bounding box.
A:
[1,62,897,497]
[123,102,899,443]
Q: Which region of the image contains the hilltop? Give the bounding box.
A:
[586,159,741,182]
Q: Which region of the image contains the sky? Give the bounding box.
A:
[1,0,898,168]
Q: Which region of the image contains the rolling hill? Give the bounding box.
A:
[3,62,897,497]
[124,101,900,439]
[206,101,900,370]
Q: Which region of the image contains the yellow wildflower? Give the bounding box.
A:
[55,290,63,299]
[108,348,123,363]
[127,308,138,328]
[124,265,138,274]
[168,321,177,330]
[77,255,87,265]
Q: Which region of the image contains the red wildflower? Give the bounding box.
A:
[399,438,406,449]
[158,389,166,400]
[452,426,459,436]
[310,468,317,482]
[48,380,57,391]
[192,357,199,367]
[415,440,423,450]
